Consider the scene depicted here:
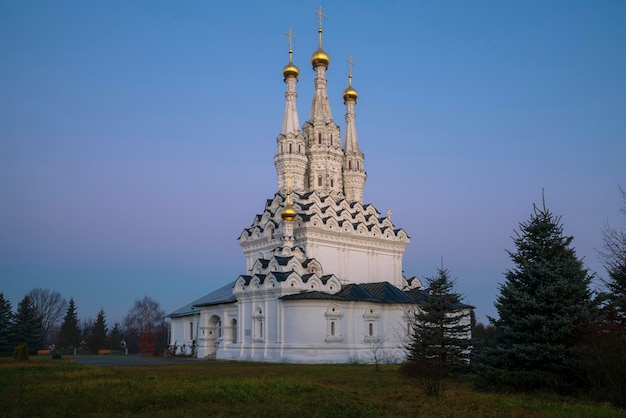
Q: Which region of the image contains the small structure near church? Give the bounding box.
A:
[168,9,466,363]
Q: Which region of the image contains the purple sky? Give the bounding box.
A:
[1,1,625,324]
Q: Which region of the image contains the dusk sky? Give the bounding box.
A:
[2,1,625,324]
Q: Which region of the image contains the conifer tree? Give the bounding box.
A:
[478,198,594,390]
[108,322,123,350]
[58,298,81,351]
[88,309,108,354]
[0,293,16,356]
[12,295,44,354]
[401,267,472,395]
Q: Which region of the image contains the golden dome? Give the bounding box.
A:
[311,48,330,69]
[343,85,358,102]
[281,205,297,222]
[283,62,300,80]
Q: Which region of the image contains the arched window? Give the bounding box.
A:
[330,178,334,188]
[330,134,333,145]
[318,175,322,187]
[348,160,352,169]
[369,323,374,336]
[325,305,344,342]
[318,133,322,144]
[289,143,292,154]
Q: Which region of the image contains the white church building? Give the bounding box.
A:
[168,13,433,363]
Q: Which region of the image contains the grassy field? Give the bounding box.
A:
[1,357,624,417]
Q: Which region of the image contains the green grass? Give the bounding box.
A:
[1,358,623,417]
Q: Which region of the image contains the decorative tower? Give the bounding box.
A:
[275,29,308,193]
[342,57,366,203]
[303,7,343,195]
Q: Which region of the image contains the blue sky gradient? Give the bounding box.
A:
[1,1,625,323]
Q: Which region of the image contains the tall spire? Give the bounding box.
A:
[275,29,308,193]
[342,56,366,203]
[303,7,343,196]
[343,56,359,154]
[309,6,332,123]
[281,28,300,135]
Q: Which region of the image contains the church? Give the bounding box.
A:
[168,11,434,363]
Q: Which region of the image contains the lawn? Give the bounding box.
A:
[1,357,623,417]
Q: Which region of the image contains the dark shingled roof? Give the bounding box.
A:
[167,281,237,318]
[281,282,420,304]
[281,291,346,301]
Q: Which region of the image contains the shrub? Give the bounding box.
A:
[578,321,626,407]
[400,359,447,396]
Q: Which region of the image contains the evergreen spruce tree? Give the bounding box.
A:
[12,295,44,354]
[401,267,472,395]
[58,298,81,351]
[0,293,16,356]
[88,309,108,354]
[108,322,123,350]
[478,198,594,390]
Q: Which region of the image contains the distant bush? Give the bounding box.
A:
[12,343,29,361]
[578,321,626,407]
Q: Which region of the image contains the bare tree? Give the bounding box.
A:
[27,288,67,345]
[598,187,626,322]
[122,296,167,354]
[365,335,388,371]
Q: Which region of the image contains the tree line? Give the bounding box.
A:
[0,292,168,356]
[402,188,626,407]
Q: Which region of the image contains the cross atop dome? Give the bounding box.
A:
[314,6,327,30]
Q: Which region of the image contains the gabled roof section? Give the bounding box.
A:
[167,281,236,318]
[281,281,418,304]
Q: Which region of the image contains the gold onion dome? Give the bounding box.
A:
[283,61,300,79]
[311,47,330,69]
[343,85,358,102]
[281,205,297,222]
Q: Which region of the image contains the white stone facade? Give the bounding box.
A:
[168,18,430,363]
